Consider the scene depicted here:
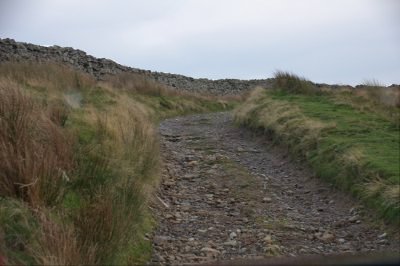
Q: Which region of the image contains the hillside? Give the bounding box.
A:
[0,41,399,265]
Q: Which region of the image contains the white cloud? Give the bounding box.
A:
[1,0,399,84]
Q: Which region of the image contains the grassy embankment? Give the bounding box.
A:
[0,62,237,265]
[235,71,400,223]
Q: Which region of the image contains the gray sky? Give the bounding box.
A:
[1,0,399,85]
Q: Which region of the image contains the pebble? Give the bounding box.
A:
[165,214,174,219]
[262,197,272,203]
[321,232,335,242]
[378,233,387,239]
[263,235,273,243]
[348,215,359,222]
[200,247,221,254]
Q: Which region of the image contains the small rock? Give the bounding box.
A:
[378,233,387,239]
[153,254,165,262]
[348,215,359,223]
[340,243,352,251]
[262,197,272,203]
[377,239,388,245]
[189,237,195,241]
[187,160,198,166]
[321,231,335,242]
[265,244,281,255]
[153,235,171,245]
[223,240,237,246]
[200,247,221,254]
[337,238,346,244]
[229,232,237,239]
[263,235,273,243]
[283,224,296,230]
[165,214,174,219]
[198,229,207,233]
[299,248,307,254]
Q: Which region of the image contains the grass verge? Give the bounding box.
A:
[235,73,399,223]
[0,62,238,264]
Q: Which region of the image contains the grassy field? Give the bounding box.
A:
[0,62,237,265]
[235,72,399,223]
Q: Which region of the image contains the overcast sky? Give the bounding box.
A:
[1,0,399,85]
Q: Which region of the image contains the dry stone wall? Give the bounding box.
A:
[0,38,273,95]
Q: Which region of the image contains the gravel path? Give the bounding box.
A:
[149,112,399,265]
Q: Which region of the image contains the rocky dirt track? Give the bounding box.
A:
[149,112,399,265]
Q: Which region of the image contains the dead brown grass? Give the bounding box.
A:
[32,210,96,266]
[0,80,74,206]
[0,61,237,264]
[0,62,96,92]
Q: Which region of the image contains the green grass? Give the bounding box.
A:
[271,91,399,182]
[235,87,400,223]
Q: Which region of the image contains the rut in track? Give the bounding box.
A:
[149,112,399,265]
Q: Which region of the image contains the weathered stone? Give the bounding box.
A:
[200,247,221,255]
[229,232,237,239]
[223,240,237,246]
[0,38,274,95]
[263,197,272,203]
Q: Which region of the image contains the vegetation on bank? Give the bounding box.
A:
[235,71,400,223]
[0,62,236,265]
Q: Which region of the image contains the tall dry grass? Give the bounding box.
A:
[0,80,74,206]
[235,87,336,153]
[0,62,95,92]
[273,70,317,94]
[70,96,159,263]
[0,61,236,264]
[31,210,96,266]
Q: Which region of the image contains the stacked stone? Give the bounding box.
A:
[0,38,273,95]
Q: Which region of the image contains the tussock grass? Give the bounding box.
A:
[235,74,400,223]
[0,81,74,206]
[273,70,317,95]
[0,62,235,264]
